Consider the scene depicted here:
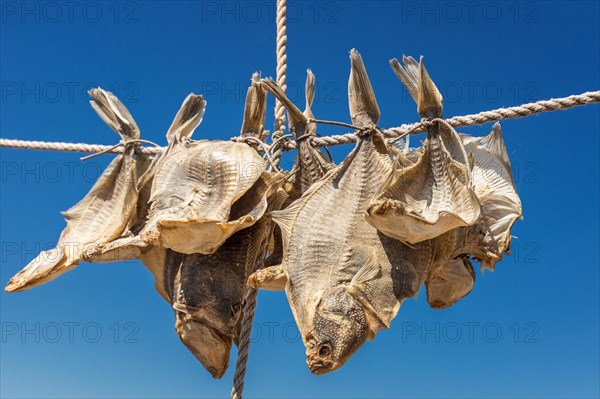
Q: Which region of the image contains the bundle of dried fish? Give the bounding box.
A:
[251,51,433,374]
[366,56,480,244]
[83,93,207,300]
[5,88,141,292]
[139,91,270,254]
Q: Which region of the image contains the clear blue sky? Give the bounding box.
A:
[1,1,599,398]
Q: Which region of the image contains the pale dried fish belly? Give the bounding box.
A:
[141,140,267,254]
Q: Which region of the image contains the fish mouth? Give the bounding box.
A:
[306,356,338,375]
[175,312,232,379]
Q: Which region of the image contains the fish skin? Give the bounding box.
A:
[422,123,522,308]
[252,71,334,282]
[141,139,268,254]
[5,88,140,292]
[81,93,208,300]
[366,55,480,244]
[169,174,285,378]
[270,50,433,375]
[261,71,334,198]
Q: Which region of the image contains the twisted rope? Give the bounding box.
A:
[273,0,287,135]
[3,91,599,157]
[230,232,270,399]
[231,1,287,398]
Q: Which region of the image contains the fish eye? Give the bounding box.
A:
[318,343,332,358]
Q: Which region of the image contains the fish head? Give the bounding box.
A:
[175,312,231,379]
[305,287,369,375]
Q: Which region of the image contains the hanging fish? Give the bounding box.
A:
[5,88,141,292]
[424,231,477,309]
[262,70,334,197]
[366,55,480,244]
[139,90,271,254]
[167,76,287,378]
[171,174,285,378]
[460,122,523,271]
[424,122,522,308]
[83,92,206,300]
[250,70,335,288]
[252,50,433,374]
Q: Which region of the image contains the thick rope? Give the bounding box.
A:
[0,138,159,155]
[273,0,287,135]
[2,91,599,156]
[231,1,287,398]
[270,0,288,169]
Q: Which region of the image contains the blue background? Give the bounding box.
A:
[1,1,599,398]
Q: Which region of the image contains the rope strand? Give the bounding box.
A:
[231,1,288,398]
[2,90,598,156]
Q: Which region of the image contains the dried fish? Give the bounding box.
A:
[167,79,284,378]
[252,71,335,287]
[171,172,285,378]
[140,93,269,254]
[83,93,208,300]
[423,122,521,308]
[460,122,522,270]
[6,88,140,292]
[260,50,433,374]
[262,70,334,197]
[366,56,481,244]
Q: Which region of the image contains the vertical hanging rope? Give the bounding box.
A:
[271,0,288,168]
[231,2,287,399]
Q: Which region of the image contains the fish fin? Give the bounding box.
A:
[417,56,443,119]
[241,72,268,140]
[247,265,287,291]
[390,55,419,104]
[348,49,380,127]
[89,87,140,140]
[304,69,316,119]
[270,203,300,249]
[166,94,206,142]
[303,69,318,136]
[484,122,513,177]
[261,78,306,129]
[346,256,388,333]
[350,253,381,287]
[5,248,70,292]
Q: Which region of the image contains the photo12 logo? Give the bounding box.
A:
[200,1,340,24]
[1,1,141,24]
[1,321,140,344]
[399,1,540,24]
[400,321,540,344]
[1,81,139,104]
